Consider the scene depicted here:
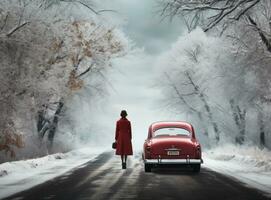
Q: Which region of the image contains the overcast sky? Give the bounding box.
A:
[91,0,186,149]
[100,0,185,54]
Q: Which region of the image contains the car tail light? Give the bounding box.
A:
[195,145,201,158]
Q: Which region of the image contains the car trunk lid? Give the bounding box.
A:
[150,136,195,158]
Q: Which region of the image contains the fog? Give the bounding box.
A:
[0,0,187,162]
[1,0,270,163]
[80,0,186,150]
[58,0,271,151]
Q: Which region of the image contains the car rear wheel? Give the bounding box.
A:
[144,164,152,172]
[192,164,201,173]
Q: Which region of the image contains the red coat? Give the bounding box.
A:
[115,118,133,155]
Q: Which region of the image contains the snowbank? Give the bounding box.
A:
[203,144,271,197]
[0,147,105,199]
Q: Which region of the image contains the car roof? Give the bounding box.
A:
[150,121,193,132]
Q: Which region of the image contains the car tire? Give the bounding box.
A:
[192,164,201,173]
[144,164,152,172]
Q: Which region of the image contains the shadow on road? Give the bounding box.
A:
[151,166,199,175]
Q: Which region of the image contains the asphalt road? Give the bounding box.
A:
[3,152,270,200]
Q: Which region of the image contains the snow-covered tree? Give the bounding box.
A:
[158,28,223,145]
[158,0,271,149]
[0,0,129,161]
[157,28,270,148]
[224,1,271,147]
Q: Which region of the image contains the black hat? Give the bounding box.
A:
[120,110,127,118]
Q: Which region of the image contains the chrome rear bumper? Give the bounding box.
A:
[144,158,202,164]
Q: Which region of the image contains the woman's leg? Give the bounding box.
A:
[124,155,127,163]
[121,155,125,169]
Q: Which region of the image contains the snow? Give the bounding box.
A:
[1,144,271,199]
[0,147,105,199]
[203,144,271,197]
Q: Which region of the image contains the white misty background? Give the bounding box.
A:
[0,0,271,163]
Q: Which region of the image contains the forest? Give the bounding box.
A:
[157,0,271,149]
[0,0,129,162]
[0,0,270,162]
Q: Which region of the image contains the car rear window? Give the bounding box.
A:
[153,127,190,137]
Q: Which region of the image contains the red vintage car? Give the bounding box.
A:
[142,121,202,172]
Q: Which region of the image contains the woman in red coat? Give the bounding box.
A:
[115,110,133,169]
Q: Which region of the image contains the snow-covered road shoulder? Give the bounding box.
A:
[0,147,105,199]
[203,144,271,197]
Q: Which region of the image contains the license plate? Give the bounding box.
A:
[167,151,179,156]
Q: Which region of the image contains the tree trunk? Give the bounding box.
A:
[36,99,64,145]
[37,109,47,139]
[258,110,265,147]
[197,112,209,136]
[229,99,246,144]
[185,72,220,143]
[48,99,64,143]
[199,93,220,142]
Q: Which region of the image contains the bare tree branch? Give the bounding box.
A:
[0,12,9,31]
[246,15,271,52]
[74,1,98,15]
[164,72,199,113]
[76,63,95,78]
[158,0,261,32]
[6,21,30,37]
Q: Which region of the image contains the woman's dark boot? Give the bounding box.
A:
[122,163,125,169]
